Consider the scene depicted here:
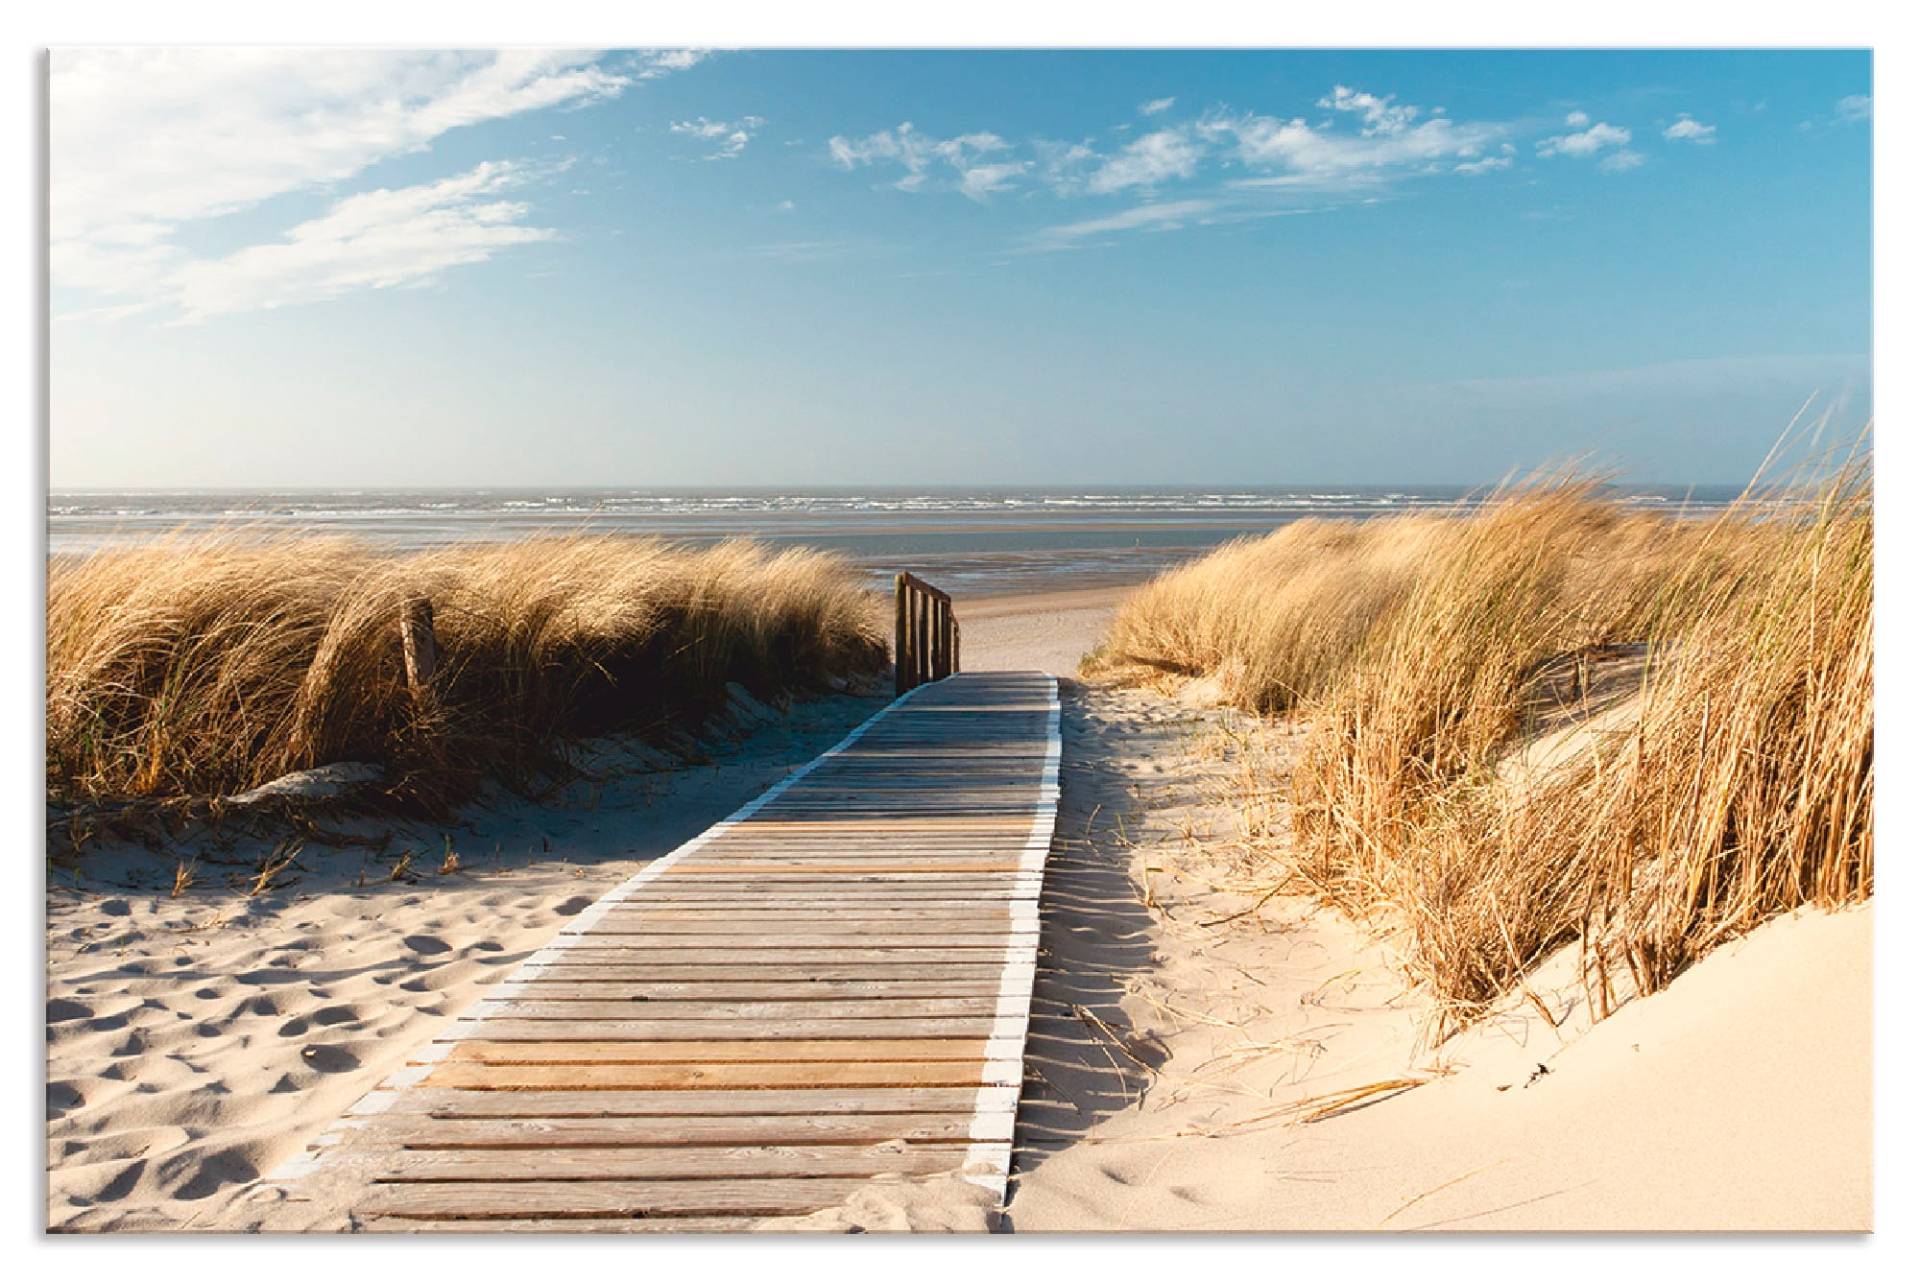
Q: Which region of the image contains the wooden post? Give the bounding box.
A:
[930,597,943,680]
[935,598,950,678]
[400,598,437,700]
[894,573,910,696]
[919,592,933,685]
[952,619,961,675]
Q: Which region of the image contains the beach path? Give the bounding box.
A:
[258,671,1061,1232]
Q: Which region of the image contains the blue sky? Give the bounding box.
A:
[50,49,1872,488]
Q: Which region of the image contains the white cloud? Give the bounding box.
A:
[958,161,1031,201]
[1318,85,1420,136]
[1455,143,1517,175]
[1086,129,1202,194]
[1565,110,1591,128]
[1204,103,1506,189]
[1599,150,1646,172]
[635,49,710,79]
[1663,113,1717,144]
[1837,94,1872,123]
[171,162,554,322]
[670,114,765,159]
[827,123,1014,196]
[1139,96,1177,117]
[1030,198,1218,250]
[1537,118,1633,158]
[52,50,637,316]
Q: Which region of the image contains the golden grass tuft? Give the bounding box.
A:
[47,533,887,808]
[1093,466,1872,1033]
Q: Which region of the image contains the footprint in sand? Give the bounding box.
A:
[401,934,450,955]
[47,1080,85,1116]
[47,998,92,1023]
[299,1043,359,1073]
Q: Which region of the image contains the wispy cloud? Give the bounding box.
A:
[1837,94,1872,123]
[171,161,555,323]
[827,123,1023,199]
[1085,129,1202,194]
[1663,113,1717,144]
[1454,144,1517,175]
[824,85,1712,251]
[1318,85,1421,136]
[51,49,651,318]
[1028,198,1219,250]
[1206,108,1505,190]
[634,49,710,79]
[671,115,766,159]
[1537,112,1632,157]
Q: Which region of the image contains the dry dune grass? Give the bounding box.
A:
[1091,466,1872,1033]
[47,534,887,808]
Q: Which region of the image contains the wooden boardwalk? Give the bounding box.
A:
[265,671,1061,1232]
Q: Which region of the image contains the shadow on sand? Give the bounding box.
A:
[1007,678,1187,1202]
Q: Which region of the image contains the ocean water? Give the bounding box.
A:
[46,486,1741,597]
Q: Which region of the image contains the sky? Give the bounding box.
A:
[49,48,1873,489]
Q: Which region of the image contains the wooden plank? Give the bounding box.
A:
[443,1039,992,1064]
[423,1060,1000,1091]
[359,1177,974,1222]
[534,948,1020,965]
[513,964,1013,982]
[361,1215,766,1233]
[383,1113,990,1147]
[375,1145,975,1182]
[452,1019,1003,1041]
[380,1086,1011,1119]
[469,999,1006,1021]
[542,933,1019,948]
[503,981,1006,999]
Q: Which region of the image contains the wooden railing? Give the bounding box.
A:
[894,572,960,695]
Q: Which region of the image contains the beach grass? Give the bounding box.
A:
[47,534,887,809]
[1091,465,1873,1031]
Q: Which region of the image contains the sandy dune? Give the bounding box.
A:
[1004,683,1872,1232]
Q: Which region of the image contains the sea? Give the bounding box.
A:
[46,486,1742,597]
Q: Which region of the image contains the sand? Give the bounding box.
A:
[1005,682,1873,1232]
[45,587,1872,1233]
[955,585,1126,678]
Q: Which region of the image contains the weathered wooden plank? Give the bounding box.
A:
[513,964,1014,982]
[422,1060,1001,1091]
[381,1113,994,1147]
[452,1019,1004,1041]
[472,999,1007,1021]
[380,1085,1011,1119]
[545,933,1019,949]
[375,1145,975,1183]
[360,1214,767,1233]
[443,1039,991,1065]
[534,948,1020,965]
[503,980,1006,1000]
[359,1177,971,1221]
